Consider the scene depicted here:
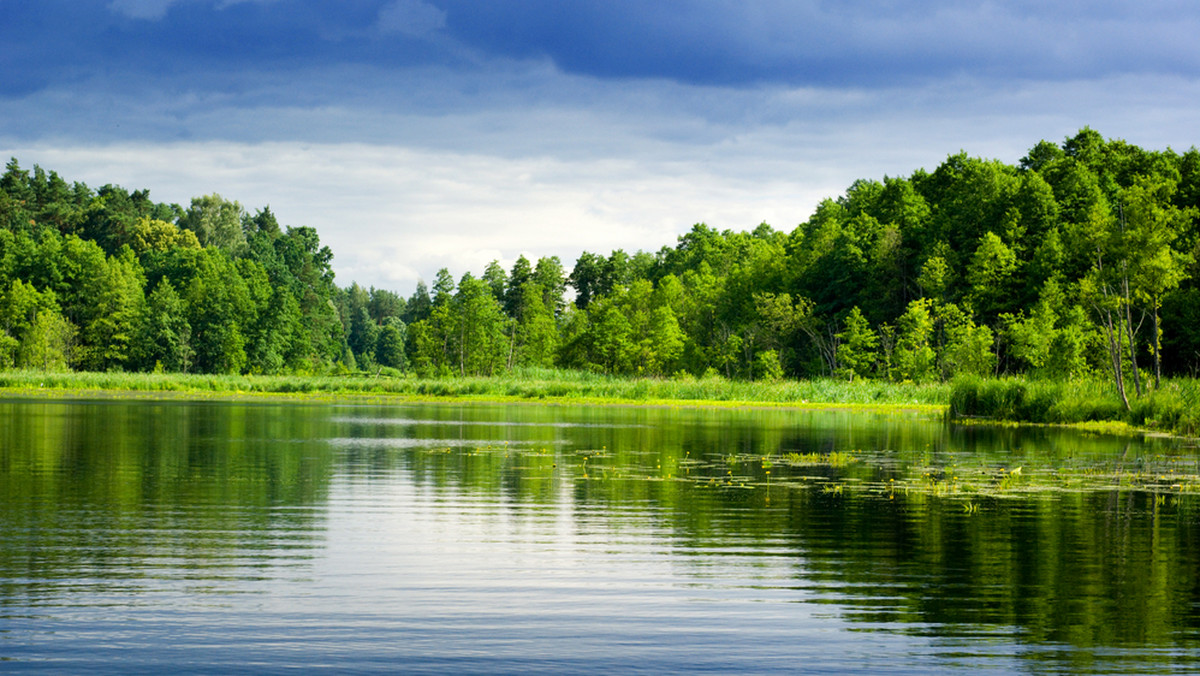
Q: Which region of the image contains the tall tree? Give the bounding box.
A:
[178,194,247,254]
[482,260,508,304]
[453,274,508,376]
[533,256,567,317]
[1121,176,1195,387]
[835,307,878,381]
[505,256,532,317]
[135,279,193,373]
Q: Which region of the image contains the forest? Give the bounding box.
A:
[2,128,1199,409]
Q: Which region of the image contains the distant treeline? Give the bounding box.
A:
[2,128,1199,404]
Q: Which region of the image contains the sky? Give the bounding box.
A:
[3,0,1199,294]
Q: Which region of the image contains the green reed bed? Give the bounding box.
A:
[0,368,949,410]
[949,375,1200,438]
[7,369,1198,436]
[7,368,1199,437]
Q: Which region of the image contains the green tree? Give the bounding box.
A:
[1001,304,1056,376]
[17,307,75,371]
[243,206,281,239]
[368,287,405,324]
[592,302,635,374]
[0,280,61,368]
[404,281,432,324]
[78,184,172,254]
[643,305,685,375]
[244,271,302,374]
[453,274,508,376]
[0,159,35,232]
[533,256,567,316]
[74,248,146,371]
[432,268,455,307]
[938,303,995,378]
[568,251,605,310]
[917,253,951,303]
[835,307,878,381]
[342,283,379,366]
[128,216,201,255]
[966,231,1019,320]
[752,349,784,381]
[185,250,252,373]
[511,281,558,368]
[178,194,247,254]
[1044,305,1091,380]
[375,317,407,370]
[136,280,193,373]
[270,226,341,368]
[482,260,508,303]
[1121,176,1195,387]
[406,319,437,376]
[892,298,936,382]
[505,256,532,317]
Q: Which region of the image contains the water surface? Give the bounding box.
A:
[2,398,1199,673]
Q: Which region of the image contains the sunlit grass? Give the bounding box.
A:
[6,368,1199,437]
[949,375,1200,438]
[0,367,949,410]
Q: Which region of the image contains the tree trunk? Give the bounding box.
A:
[506,323,517,371]
[1093,287,1131,412]
[1122,274,1142,398]
[1108,308,1131,411]
[1152,298,1162,390]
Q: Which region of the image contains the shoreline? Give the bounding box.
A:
[2,370,1195,440]
[0,382,947,416]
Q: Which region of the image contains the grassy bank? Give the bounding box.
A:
[948,375,1200,438]
[0,368,948,411]
[9,369,1196,437]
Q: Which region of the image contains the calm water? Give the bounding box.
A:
[2,397,1199,674]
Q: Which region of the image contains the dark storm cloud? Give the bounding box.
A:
[434,0,1200,85]
[4,0,1199,102]
[5,0,1198,291]
[0,1,456,99]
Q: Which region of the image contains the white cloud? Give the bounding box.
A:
[107,0,181,20]
[3,140,830,293]
[377,0,447,38]
[6,61,1200,295]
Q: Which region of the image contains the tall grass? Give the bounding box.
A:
[1129,379,1200,437]
[949,374,1200,437]
[0,367,949,408]
[8,369,1197,436]
[10,367,1199,436]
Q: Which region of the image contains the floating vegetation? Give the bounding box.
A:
[783,450,859,468]
[402,437,1200,516]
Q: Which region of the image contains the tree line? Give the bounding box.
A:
[3,129,1199,401]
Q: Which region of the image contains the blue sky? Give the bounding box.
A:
[4,0,1199,292]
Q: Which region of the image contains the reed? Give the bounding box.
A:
[9,368,1195,437]
[0,368,948,409]
[948,374,1200,437]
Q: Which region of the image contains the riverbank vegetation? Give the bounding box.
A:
[3,128,1199,430]
[948,375,1200,437]
[0,368,948,411]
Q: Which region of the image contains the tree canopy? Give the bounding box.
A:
[3,129,1198,394]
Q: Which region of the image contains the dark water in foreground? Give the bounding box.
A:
[2,398,1199,674]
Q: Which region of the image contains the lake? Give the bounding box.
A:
[2,397,1199,674]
